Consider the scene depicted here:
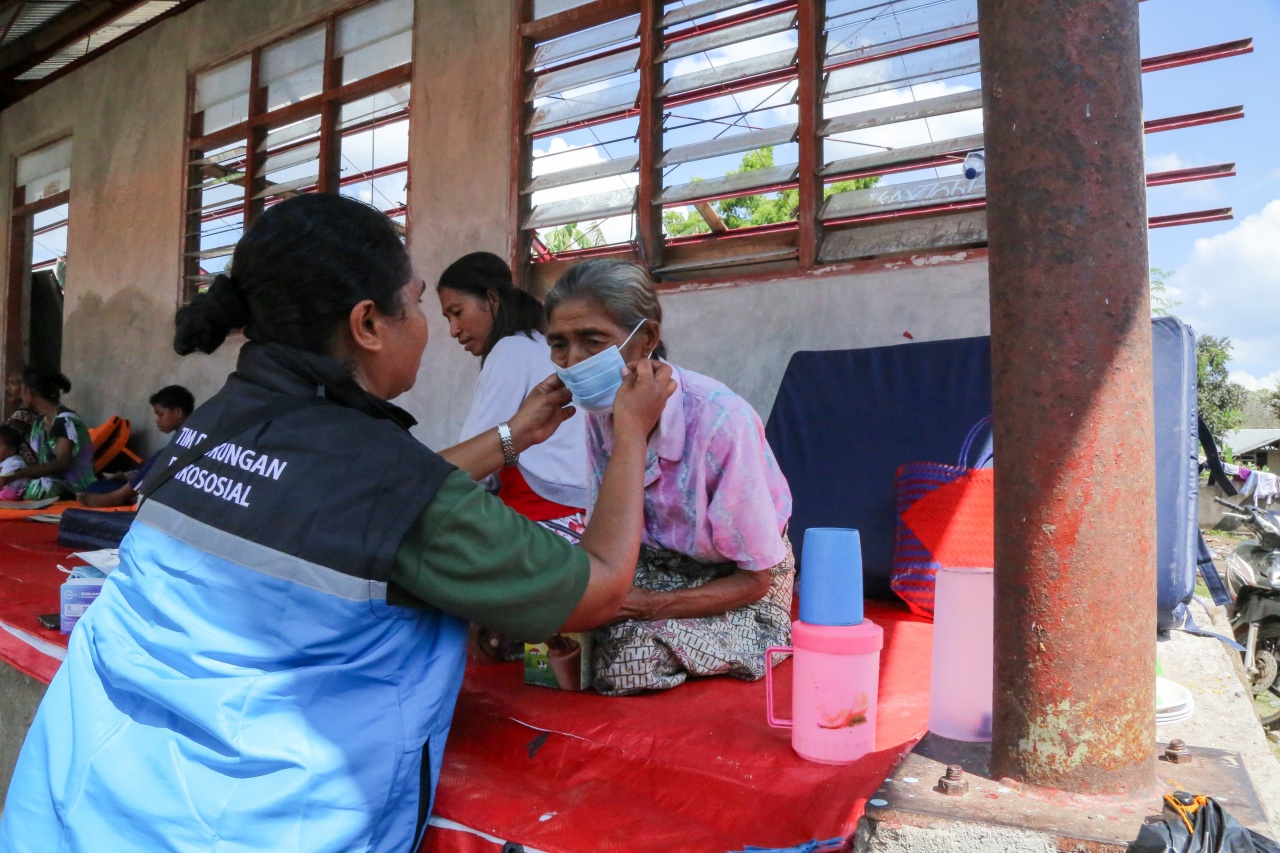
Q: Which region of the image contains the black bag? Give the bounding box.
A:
[57,509,137,550]
[1132,793,1280,853]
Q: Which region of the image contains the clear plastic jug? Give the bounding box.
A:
[766,618,883,765]
[928,567,993,741]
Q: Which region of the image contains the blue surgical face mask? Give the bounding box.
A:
[556,320,650,414]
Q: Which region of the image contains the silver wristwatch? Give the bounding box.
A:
[497,422,519,467]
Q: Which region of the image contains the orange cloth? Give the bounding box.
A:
[0,500,135,522]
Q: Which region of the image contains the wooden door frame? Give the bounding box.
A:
[4,189,69,392]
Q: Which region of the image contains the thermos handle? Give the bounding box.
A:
[765,646,792,728]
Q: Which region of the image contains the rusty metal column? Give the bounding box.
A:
[979,0,1157,796]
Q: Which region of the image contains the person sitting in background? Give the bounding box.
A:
[544,259,795,696]
[78,385,194,508]
[4,367,39,465]
[0,368,95,501]
[0,426,30,501]
[438,253,588,526]
[438,252,589,659]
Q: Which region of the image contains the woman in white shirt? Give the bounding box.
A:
[438,253,590,652]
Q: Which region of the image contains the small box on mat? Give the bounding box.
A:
[524,633,594,692]
[61,577,104,634]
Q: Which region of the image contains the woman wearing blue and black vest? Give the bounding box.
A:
[0,194,674,853]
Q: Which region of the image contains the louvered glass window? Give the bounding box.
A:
[182,0,413,302]
[515,0,990,287]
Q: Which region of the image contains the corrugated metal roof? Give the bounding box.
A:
[1,2,79,46]
[1222,429,1280,455]
[11,0,182,80]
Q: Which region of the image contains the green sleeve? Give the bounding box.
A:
[390,469,591,641]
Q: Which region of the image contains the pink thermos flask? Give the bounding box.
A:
[766,528,883,765]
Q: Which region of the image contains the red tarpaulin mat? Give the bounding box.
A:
[424,600,933,853]
[2,520,936,851]
[0,520,73,683]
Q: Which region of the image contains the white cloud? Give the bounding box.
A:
[529,138,637,246]
[531,137,638,199]
[1230,370,1280,392]
[1145,152,1188,173]
[1168,200,1280,382]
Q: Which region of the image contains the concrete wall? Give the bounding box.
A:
[658,258,990,423]
[0,0,361,451]
[0,665,48,800]
[0,0,992,456]
[1200,479,1236,530]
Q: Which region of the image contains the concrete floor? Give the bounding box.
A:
[1157,600,1280,836]
[0,664,47,802]
[855,597,1280,852]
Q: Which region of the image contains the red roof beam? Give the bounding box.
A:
[1143,105,1244,134]
[1149,208,1233,229]
[1141,38,1253,73]
[1145,162,1235,187]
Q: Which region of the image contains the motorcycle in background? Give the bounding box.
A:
[1215,496,1280,727]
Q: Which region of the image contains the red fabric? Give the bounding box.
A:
[0,520,73,683]
[2,523,935,850]
[496,467,581,522]
[901,469,994,567]
[890,461,995,618]
[424,600,933,853]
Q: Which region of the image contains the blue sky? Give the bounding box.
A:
[1140,0,1280,390]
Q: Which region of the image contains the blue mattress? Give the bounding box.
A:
[765,336,992,601]
[766,319,1198,626]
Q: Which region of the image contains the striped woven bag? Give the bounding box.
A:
[890,417,995,619]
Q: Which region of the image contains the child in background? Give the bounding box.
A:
[0,425,30,500]
[78,385,195,509]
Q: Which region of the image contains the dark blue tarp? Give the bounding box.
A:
[765,337,992,601]
[1150,317,1199,630]
[766,319,1198,623]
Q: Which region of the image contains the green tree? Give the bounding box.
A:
[1266,383,1280,424]
[1197,334,1248,441]
[661,146,879,236]
[1241,387,1280,429]
[541,222,605,253]
[1150,267,1180,317]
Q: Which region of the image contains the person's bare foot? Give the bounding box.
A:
[78,492,110,508]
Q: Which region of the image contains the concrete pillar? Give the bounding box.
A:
[978,0,1157,795]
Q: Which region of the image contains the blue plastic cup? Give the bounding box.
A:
[799,528,865,626]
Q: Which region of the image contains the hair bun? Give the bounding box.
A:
[174,273,252,355]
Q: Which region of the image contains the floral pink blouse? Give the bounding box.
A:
[585,364,792,571]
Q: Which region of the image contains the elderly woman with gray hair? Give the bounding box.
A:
[544,259,795,695]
